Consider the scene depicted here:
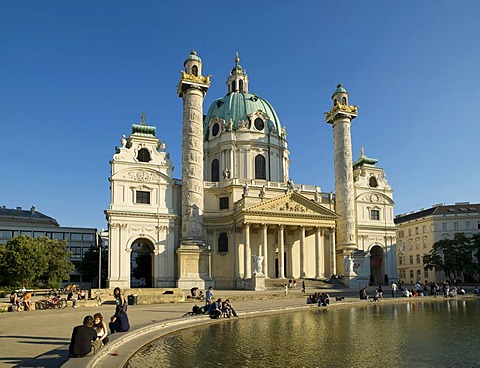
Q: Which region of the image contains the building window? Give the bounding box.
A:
[33,231,45,238]
[255,154,266,180]
[70,247,82,259]
[399,257,403,265]
[218,232,228,252]
[231,81,236,92]
[370,210,380,221]
[415,227,419,235]
[424,269,429,278]
[454,222,459,231]
[136,191,150,204]
[442,223,447,231]
[423,238,427,248]
[466,221,471,230]
[408,229,412,236]
[70,233,82,241]
[83,234,94,241]
[0,230,13,239]
[212,123,220,137]
[219,197,229,210]
[398,231,404,238]
[239,79,244,92]
[416,255,421,264]
[137,148,151,163]
[422,225,426,233]
[20,230,32,237]
[409,255,413,264]
[409,270,414,280]
[254,118,264,131]
[192,65,198,76]
[369,176,378,187]
[211,159,220,182]
[53,232,64,240]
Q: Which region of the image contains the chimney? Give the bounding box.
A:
[31,206,36,214]
[16,207,22,211]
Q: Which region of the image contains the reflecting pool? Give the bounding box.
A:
[127,299,480,368]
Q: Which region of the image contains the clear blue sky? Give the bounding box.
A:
[1,1,479,230]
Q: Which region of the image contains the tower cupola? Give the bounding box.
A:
[226,52,249,93]
[332,83,349,106]
[184,50,202,76]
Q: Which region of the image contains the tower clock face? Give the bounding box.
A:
[212,123,220,136]
[254,118,264,131]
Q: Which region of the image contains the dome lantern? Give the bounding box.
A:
[226,51,249,94]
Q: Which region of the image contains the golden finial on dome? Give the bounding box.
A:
[235,51,240,65]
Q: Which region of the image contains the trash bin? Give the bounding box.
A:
[127,294,137,305]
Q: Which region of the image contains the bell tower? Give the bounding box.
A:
[325,84,359,284]
[176,50,213,288]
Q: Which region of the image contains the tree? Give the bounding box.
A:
[79,246,108,288]
[0,235,73,288]
[424,233,480,282]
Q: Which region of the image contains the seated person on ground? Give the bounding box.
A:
[69,315,103,358]
[109,305,130,334]
[20,292,32,311]
[209,298,223,319]
[474,287,480,295]
[222,299,238,317]
[10,292,20,311]
[318,293,330,306]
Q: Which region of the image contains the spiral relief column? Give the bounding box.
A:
[325,84,358,286]
[176,51,212,288]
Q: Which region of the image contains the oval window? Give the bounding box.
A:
[254,118,264,131]
[212,123,220,137]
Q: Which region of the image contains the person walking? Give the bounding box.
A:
[301,280,306,293]
[391,282,398,298]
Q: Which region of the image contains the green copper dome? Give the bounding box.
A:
[204,91,282,138]
[184,50,202,66]
[332,83,347,98]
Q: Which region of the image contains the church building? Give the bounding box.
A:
[104,51,397,290]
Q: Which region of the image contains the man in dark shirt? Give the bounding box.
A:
[209,298,222,319]
[109,305,130,333]
[69,315,103,358]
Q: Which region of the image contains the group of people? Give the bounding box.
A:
[192,286,239,319]
[306,292,330,306]
[9,290,32,311]
[67,288,87,308]
[69,287,130,359]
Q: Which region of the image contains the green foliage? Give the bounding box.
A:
[0,235,73,288]
[423,232,480,282]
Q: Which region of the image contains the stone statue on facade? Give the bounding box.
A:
[223,168,231,180]
[252,254,264,275]
[344,255,354,275]
[259,185,266,199]
[121,134,127,148]
[242,182,250,197]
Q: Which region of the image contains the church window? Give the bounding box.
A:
[369,176,378,187]
[231,81,236,92]
[218,232,228,252]
[239,79,244,92]
[255,154,266,180]
[212,123,220,137]
[211,159,220,182]
[192,65,198,76]
[254,118,264,131]
[137,148,151,163]
[342,97,347,104]
[219,197,229,210]
[136,190,150,204]
[370,209,380,221]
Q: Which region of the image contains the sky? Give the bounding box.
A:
[1,1,479,230]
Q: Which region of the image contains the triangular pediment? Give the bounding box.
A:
[243,192,339,219]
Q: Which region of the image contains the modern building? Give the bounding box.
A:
[394,202,480,284]
[105,51,397,290]
[0,205,102,288]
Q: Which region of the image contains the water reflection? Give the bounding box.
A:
[127,299,480,368]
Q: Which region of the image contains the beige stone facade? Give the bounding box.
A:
[104,52,398,290]
[395,203,480,284]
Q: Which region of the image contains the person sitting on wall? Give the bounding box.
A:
[109,305,130,334]
[69,315,103,358]
[318,293,330,306]
[209,298,222,319]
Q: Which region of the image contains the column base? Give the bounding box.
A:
[244,273,266,291]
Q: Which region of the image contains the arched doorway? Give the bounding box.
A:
[369,245,384,285]
[130,238,154,288]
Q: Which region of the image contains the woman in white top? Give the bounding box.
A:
[93,313,109,345]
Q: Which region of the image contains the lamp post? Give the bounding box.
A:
[98,244,102,289]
